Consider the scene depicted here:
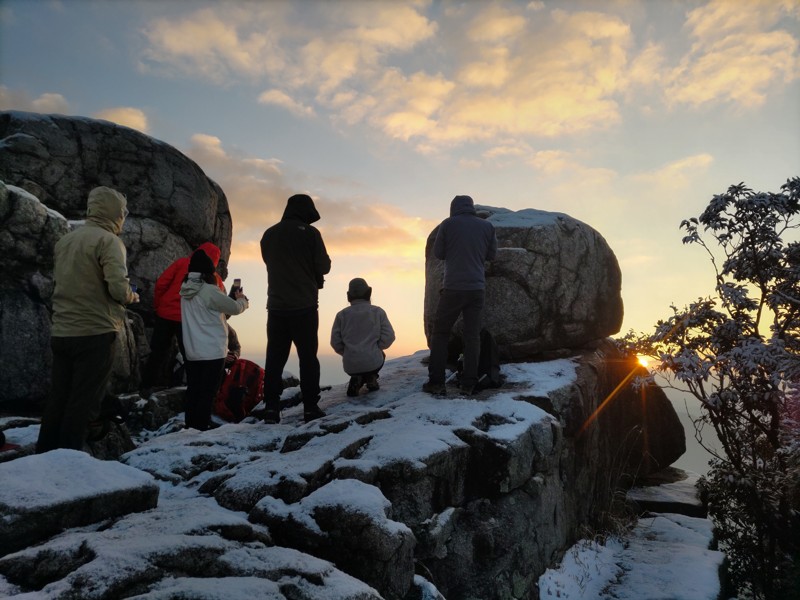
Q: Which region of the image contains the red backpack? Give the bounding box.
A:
[213,359,265,422]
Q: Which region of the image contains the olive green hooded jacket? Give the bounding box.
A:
[51,186,135,337]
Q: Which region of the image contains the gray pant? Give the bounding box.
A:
[428,289,484,387]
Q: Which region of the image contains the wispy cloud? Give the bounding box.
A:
[528,149,582,175]
[0,85,69,113]
[138,1,800,157]
[630,153,715,188]
[666,0,800,109]
[183,133,435,264]
[140,6,287,83]
[258,89,315,118]
[93,107,150,133]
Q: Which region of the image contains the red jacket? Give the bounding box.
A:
[154,242,224,321]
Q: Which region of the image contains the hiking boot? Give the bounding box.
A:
[346,376,362,397]
[263,408,281,425]
[422,381,447,396]
[304,406,326,423]
[364,374,380,392]
[459,382,476,396]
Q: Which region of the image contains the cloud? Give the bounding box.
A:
[183,133,436,265]
[666,0,800,109]
[286,3,438,95]
[138,3,631,149]
[138,1,798,160]
[483,140,531,160]
[140,7,286,83]
[186,133,289,234]
[361,69,456,141]
[141,3,436,91]
[630,153,714,188]
[466,6,527,43]
[0,85,69,113]
[93,107,150,133]
[528,150,581,175]
[258,89,315,117]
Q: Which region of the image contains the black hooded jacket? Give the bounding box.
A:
[260,194,332,311]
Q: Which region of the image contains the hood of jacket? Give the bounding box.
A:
[180,275,206,300]
[86,186,127,234]
[282,193,321,224]
[450,195,476,217]
[197,242,221,266]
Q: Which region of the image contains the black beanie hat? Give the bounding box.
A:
[188,249,215,275]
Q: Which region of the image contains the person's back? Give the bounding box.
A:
[334,302,392,370]
[425,195,497,396]
[154,242,222,322]
[260,193,331,424]
[433,195,497,291]
[38,186,137,453]
[140,242,224,397]
[261,194,331,310]
[51,188,132,337]
[332,279,395,375]
[331,278,395,396]
[179,249,248,431]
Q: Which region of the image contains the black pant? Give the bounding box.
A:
[37,332,116,453]
[184,358,225,430]
[349,354,386,379]
[141,316,185,390]
[264,308,321,412]
[428,289,485,387]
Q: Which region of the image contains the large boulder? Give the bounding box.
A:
[0,182,66,406]
[0,111,232,408]
[0,110,232,306]
[424,206,623,359]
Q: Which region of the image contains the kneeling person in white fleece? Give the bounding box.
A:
[331,278,395,397]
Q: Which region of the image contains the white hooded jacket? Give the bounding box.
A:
[180,274,248,361]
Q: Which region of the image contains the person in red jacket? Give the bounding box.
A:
[139,242,224,397]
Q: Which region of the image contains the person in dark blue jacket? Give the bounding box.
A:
[260,194,331,424]
[423,195,497,395]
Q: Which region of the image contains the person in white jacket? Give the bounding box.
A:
[180,249,248,430]
[330,278,395,397]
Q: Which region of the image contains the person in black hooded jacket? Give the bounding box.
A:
[260,193,331,424]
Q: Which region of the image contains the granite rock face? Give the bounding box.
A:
[0,111,231,283]
[424,206,624,360]
[0,347,686,600]
[0,183,69,406]
[0,111,231,408]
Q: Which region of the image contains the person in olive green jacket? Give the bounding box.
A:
[36,186,139,453]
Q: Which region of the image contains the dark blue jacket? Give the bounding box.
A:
[433,195,497,291]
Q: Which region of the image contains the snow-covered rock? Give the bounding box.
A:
[0,449,159,554]
[539,471,725,600]
[424,206,623,359]
[0,345,687,599]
